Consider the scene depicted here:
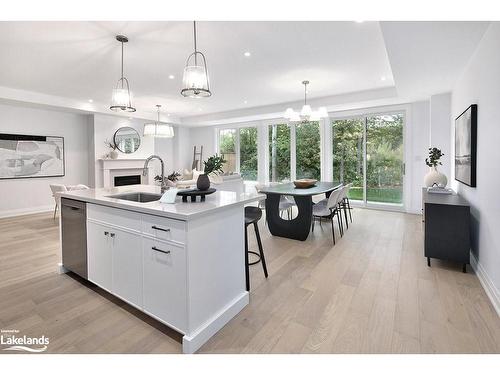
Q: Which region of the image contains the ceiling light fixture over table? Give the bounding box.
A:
[181,21,212,98]
[143,105,174,138]
[110,35,136,112]
[284,80,328,122]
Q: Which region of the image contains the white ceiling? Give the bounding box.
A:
[0,21,491,124]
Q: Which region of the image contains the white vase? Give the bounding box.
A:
[109,150,118,159]
[424,166,447,187]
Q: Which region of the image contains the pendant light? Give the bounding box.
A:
[110,35,136,112]
[284,81,328,123]
[143,105,174,138]
[181,21,212,98]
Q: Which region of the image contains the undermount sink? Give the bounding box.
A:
[107,192,162,203]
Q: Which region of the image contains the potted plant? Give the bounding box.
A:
[105,140,118,159]
[197,154,226,190]
[154,171,181,187]
[424,147,447,187]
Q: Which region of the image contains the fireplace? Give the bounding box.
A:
[114,175,141,186]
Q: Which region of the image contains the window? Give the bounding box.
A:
[269,123,291,182]
[296,121,321,180]
[332,118,364,200]
[219,129,236,174]
[332,112,404,206]
[239,127,258,181]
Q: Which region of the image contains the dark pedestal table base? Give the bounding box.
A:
[265,194,313,241]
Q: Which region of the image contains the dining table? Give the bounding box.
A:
[259,181,342,241]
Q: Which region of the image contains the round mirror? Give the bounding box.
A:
[113,127,141,154]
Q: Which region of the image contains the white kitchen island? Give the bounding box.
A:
[59,183,262,353]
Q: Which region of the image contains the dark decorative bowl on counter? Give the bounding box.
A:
[196,174,211,190]
[293,178,317,188]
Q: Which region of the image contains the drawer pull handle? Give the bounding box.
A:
[110,233,115,238]
[104,231,109,236]
[152,225,170,232]
[152,246,171,255]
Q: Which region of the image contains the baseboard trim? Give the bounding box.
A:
[182,291,249,354]
[470,252,500,318]
[0,205,54,219]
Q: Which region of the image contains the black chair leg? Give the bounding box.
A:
[253,222,268,278]
[343,202,349,229]
[337,210,343,237]
[330,216,336,245]
[245,226,250,291]
[347,198,352,222]
[311,216,315,232]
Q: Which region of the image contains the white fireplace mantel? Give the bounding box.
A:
[99,158,153,188]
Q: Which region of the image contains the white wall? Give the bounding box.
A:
[90,114,156,187]
[430,93,452,179]
[0,103,90,217]
[451,22,500,313]
[407,100,431,213]
[188,126,216,169]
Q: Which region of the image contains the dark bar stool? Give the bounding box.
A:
[244,206,268,291]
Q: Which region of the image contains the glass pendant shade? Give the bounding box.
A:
[182,62,211,98]
[143,123,174,138]
[110,80,135,112]
[110,35,136,112]
[143,105,174,138]
[181,21,212,98]
[283,80,328,123]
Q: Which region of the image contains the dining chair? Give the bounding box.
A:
[49,184,68,219]
[255,184,295,220]
[339,183,353,227]
[311,188,344,244]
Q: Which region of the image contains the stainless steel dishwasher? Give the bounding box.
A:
[61,197,88,279]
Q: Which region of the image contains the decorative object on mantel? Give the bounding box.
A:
[293,178,317,189]
[143,105,174,138]
[178,188,216,202]
[455,104,477,187]
[181,21,212,98]
[113,127,141,154]
[104,139,118,159]
[197,154,226,191]
[110,35,136,112]
[424,147,447,187]
[155,171,181,188]
[283,80,328,123]
[0,133,65,179]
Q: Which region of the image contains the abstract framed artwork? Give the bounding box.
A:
[0,133,65,179]
[454,104,477,187]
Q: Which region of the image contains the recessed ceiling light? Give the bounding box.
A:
[198,108,203,111]
[244,51,251,57]
[380,76,387,81]
[355,20,364,23]
[168,75,175,79]
[244,100,248,104]
[88,99,93,103]
[167,113,171,117]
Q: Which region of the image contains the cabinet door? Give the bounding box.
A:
[142,238,187,332]
[111,228,143,307]
[87,221,112,291]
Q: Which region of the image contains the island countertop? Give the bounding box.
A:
[59,183,263,221]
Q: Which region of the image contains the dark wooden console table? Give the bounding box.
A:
[422,187,470,272]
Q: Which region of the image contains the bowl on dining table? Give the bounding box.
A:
[293,179,317,188]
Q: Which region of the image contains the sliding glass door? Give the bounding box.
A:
[332,112,404,207]
[366,114,404,205]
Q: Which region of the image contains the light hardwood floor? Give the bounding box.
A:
[0,208,499,354]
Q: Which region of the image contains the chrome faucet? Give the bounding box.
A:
[143,155,167,193]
